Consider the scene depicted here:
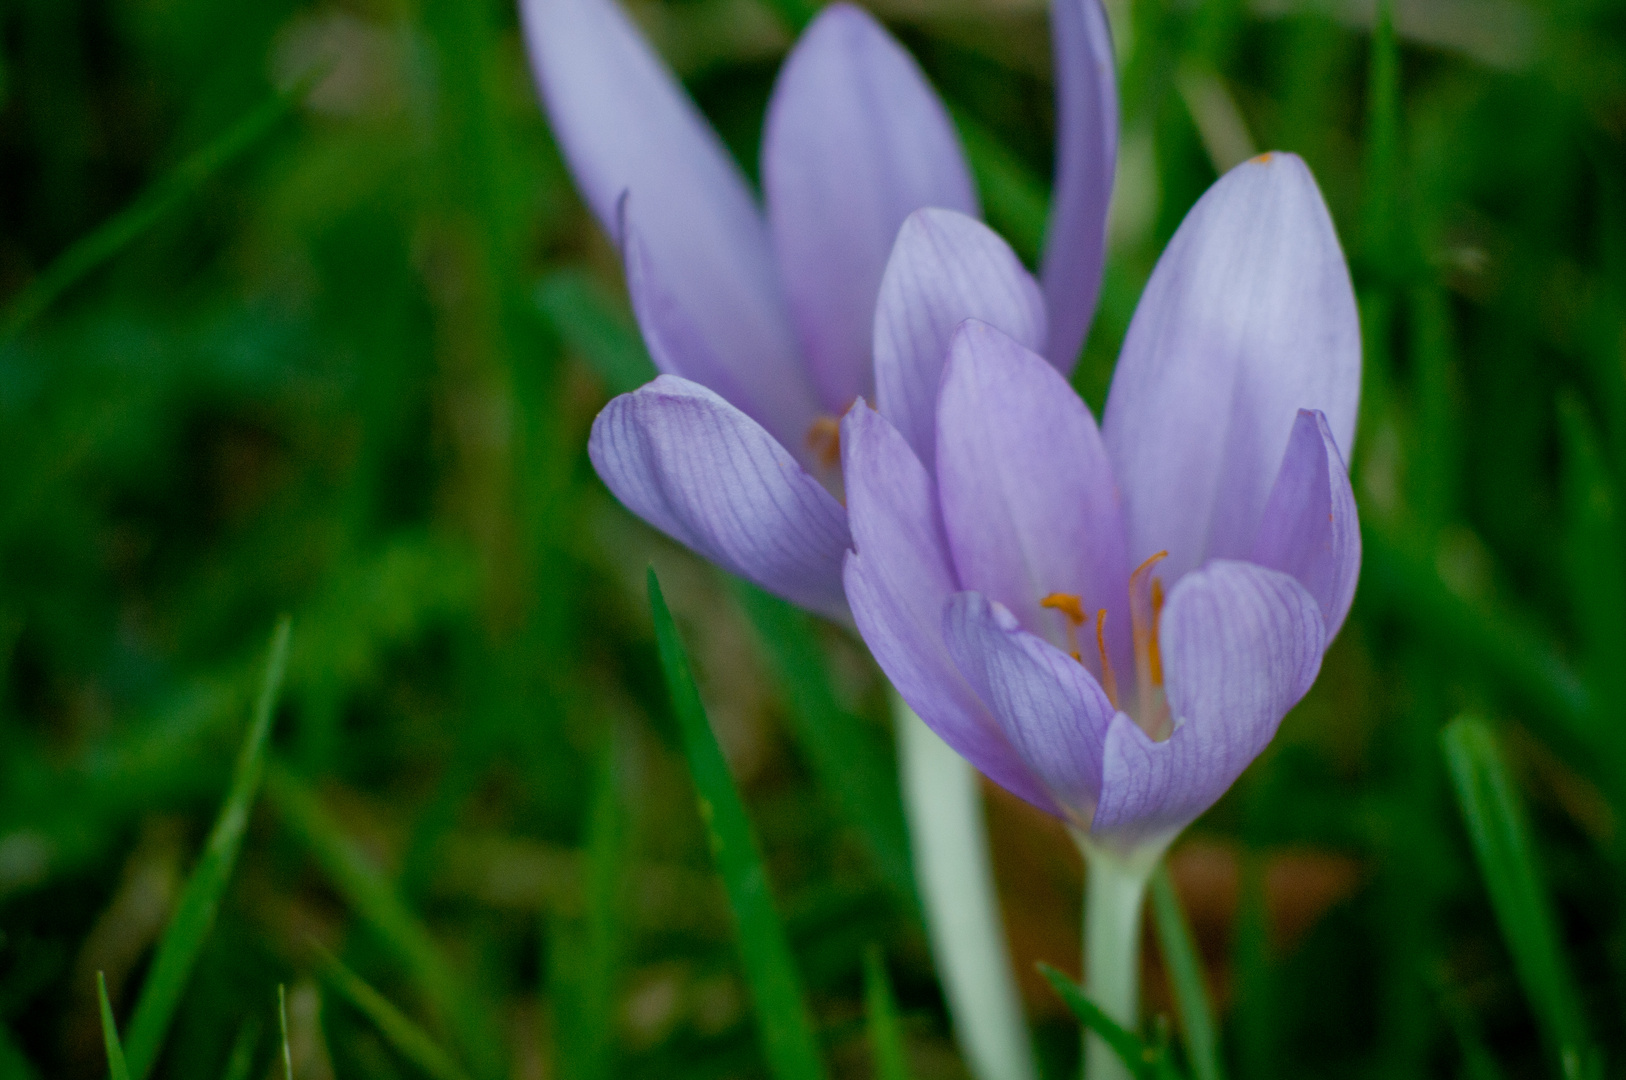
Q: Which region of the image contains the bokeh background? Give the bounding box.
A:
[3,0,1625,1075]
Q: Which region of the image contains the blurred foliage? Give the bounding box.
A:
[2,0,1626,1076]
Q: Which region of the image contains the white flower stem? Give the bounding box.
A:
[1073,831,1160,1080]
[892,690,1037,1080]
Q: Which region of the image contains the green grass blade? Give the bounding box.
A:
[731,582,918,914]
[278,986,293,1080]
[265,763,503,1080]
[1149,867,1225,1080]
[0,85,305,341]
[123,617,292,1080]
[947,105,1049,265]
[1360,526,1592,754]
[0,1023,40,1080]
[647,568,827,1080]
[97,972,132,1080]
[549,742,624,1080]
[219,1020,261,1080]
[863,945,911,1080]
[1360,0,1405,274]
[533,270,656,397]
[319,950,472,1080]
[1038,963,1175,1080]
[1441,716,1593,1071]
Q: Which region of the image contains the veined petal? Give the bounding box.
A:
[943,592,1116,821]
[1092,560,1324,849]
[1251,409,1361,639]
[522,0,806,421]
[874,209,1047,473]
[763,4,978,415]
[624,211,819,455]
[936,321,1133,681]
[1102,153,1361,580]
[841,403,1058,812]
[1040,0,1118,374]
[589,376,849,619]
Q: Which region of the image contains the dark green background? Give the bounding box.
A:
[2,0,1624,1075]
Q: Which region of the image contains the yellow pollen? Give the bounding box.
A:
[1253,151,1275,164]
[1041,592,1087,661]
[806,416,841,469]
[1041,592,1087,624]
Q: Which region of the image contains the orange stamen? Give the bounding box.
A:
[1041,592,1087,661]
[806,416,841,470]
[1128,551,1173,740]
[1148,577,1165,687]
[1095,608,1119,709]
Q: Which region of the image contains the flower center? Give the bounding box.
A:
[1040,549,1172,741]
[806,416,842,470]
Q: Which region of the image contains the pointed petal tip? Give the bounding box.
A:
[763,0,976,412]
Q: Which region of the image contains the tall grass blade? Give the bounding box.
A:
[97,972,132,1080]
[533,271,656,397]
[947,105,1049,264]
[1037,963,1180,1080]
[219,1020,261,1080]
[319,950,472,1080]
[0,85,306,341]
[0,1024,40,1080]
[123,616,291,1080]
[1360,0,1404,274]
[550,741,624,1080]
[1149,867,1225,1080]
[647,568,827,1080]
[1441,716,1594,1073]
[278,986,293,1080]
[265,763,503,1080]
[732,583,917,913]
[863,945,912,1080]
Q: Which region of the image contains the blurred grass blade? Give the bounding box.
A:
[533,271,656,397]
[947,104,1049,264]
[0,85,306,341]
[123,617,292,1080]
[1149,867,1225,1080]
[1360,0,1404,272]
[0,1024,40,1080]
[1038,963,1177,1080]
[278,986,293,1080]
[97,973,132,1080]
[266,763,503,1080]
[1441,717,1593,1070]
[1360,526,1591,753]
[863,945,911,1080]
[219,1020,261,1080]
[319,950,472,1080]
[1558,395,1626,729]
[647,568,827,1080]
[732,583,918,914]
[549,741,624,1080]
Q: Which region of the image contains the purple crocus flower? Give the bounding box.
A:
[521,0,1116,621]
[841,153,1361,854]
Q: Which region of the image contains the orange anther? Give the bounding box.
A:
[1253,151,1275,164]
[806,416,841,470]
[1040,592,1087,625]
